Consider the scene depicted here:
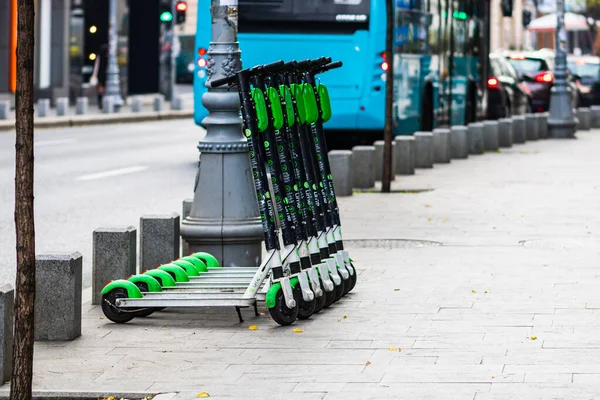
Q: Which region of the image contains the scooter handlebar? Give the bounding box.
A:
[315,61,343,74]
[210,75,236,88]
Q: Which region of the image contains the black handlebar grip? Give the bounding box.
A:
[210,75,235,88]
[282,60,297,71]
[319,61,343,73]
[263,60,285,72]
[311,57,332,67]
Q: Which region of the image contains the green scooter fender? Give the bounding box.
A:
[143,269,177,287]
[317,84,332,122]
[279,85,295,127]
[157,264,190,282]
[101,279,143,298]
[171,259,200,277]
[266,277,299,309]
[267,87,284,130]
[180,256,208,272]
[191,252,220,269]
[251,88,269,132]
[127,274,162,292]
[302,83,319,124]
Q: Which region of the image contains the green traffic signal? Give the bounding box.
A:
[160,11,173,22]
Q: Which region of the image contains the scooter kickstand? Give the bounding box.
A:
[235,306,244,323]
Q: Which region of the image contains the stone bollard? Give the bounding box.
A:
[56,97,69,116]
[537,112,549,139]
[0,100,9,120]
[432,128,451,163]
[498,118,513,148]
[102,96,115,114]
[511,115,526,144]
[131,96,143,113]
[590,105,600,128]
[140,214,181,271]
[394,136,415,175]
[483,121,499,151]
[153,95,165,112]
[171,96,185,111]
[467,122,484,154]
[0,285,14,383]
[351,146,375,189]
[76,97,88,115]
[37,99,51,117]
[450,126,469,159]
[525,114,539,141]
[374,140,396,181]
[92,227,137,305]
[181,198,193,256]
[414,132,434,168]
[577,108,591,131]
[35,253,82,341]
[328,150,353,196]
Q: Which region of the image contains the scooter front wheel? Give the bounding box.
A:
[347,263,357,292]
[313,290,327,313]
[269,287,300,326]
[294,285,316,320]
[322,277,336,309]
[333,275,345,302]
[101,288,136,324]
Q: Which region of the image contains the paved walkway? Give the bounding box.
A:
[4,129,600,399]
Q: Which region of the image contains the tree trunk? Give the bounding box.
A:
[10,0,36,398]
[382,0,394,193]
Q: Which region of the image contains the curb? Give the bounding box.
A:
[0,110,193,132]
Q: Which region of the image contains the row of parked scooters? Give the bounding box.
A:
[100,57,357,326]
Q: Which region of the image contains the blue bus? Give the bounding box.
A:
[193,0,490,145]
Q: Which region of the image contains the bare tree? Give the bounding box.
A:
[382,0,394,193]
[10,0,36,398]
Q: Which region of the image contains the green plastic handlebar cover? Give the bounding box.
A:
[251,88,269,132]
[267,87,284,130]
[143,269,177,287]
[317,84,332,122]
[128,274,162,292]
[101,279,143,298]
[291,84,306,124]
[279,85,295,127]
[302,84,319,124]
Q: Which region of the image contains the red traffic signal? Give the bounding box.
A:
[176,1,187,11]
[175,1,187,24]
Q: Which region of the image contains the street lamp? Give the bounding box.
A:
[105,0,124,111]
[548,0,576,138]
[180,0,264,266]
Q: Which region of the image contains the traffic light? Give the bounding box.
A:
[522,10,532,27]
[501,0,513,17]
[159,0,172,23]
[175,1,187,25]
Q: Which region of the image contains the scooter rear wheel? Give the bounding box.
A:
[294,285,316,320]
[268,287,300,326]
[131,282,156,318]
[102,288,136,324]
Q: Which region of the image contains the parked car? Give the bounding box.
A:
[488,53,531,119]
[505,51,578,112]
[567,55,600,107]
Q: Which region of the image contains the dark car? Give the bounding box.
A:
[567,55,600,107]
[488,54,531,119]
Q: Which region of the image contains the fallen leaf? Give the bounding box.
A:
[424,204,432,208]
[260,312,266,316]
[365,361,372,366]
[387,347,401,351]
[293,328,304,333]
[99,317,104,320]
[443,217,449,221]
[248,325,259,331]
[343,315,347,319]
[197,392,210,398]
[484,290,489,294]
[394,288,400,291]
[161,350,167,353]
[471,289,477,294]
[427,218,432,222]
[337,319,341,322]
[531,336,538,341]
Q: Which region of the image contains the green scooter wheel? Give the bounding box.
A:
[101,288,136,324]
[293,285,316,320]
[268,288,299,326]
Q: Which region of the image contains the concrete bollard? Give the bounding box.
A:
[590,105,600,128]
[181,198,193,256]
[525,114,539,141]
[102,96,115,114]
[467,122,484,154]
[433,128,451,163]
[92,227,137,305]
[131,96,143,113]
[0,285,14,383]
[328,150,353,196]
[35,253,82,341]
[414,132,434,168]
[56,97,69,116]
[498,118,513,148]
[37,99,51,117]
[0,100,9,120]
[351,146,375,189]
[140,214,181,271]
[76,97,88,115]
[537,113,548,139]
[450,126,469,159]
[483,121,500,151]
[511,115,526,144]
[374,140,396,181]
[153,95,165,112]
[171,96,185,111]
[394,136,415,175]
[577,108,591,131]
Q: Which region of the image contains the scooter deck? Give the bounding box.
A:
[116,292,266,308]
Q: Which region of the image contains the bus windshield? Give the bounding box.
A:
[239,0,371,34]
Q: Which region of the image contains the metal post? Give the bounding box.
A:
[180,0,263,266]
[548,0,576,138]
[105,0,123,111]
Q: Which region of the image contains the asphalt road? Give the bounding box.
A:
[0,119,204,288]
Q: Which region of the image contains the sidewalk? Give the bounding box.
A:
[0,93,194,132]
[3,130,600,399]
